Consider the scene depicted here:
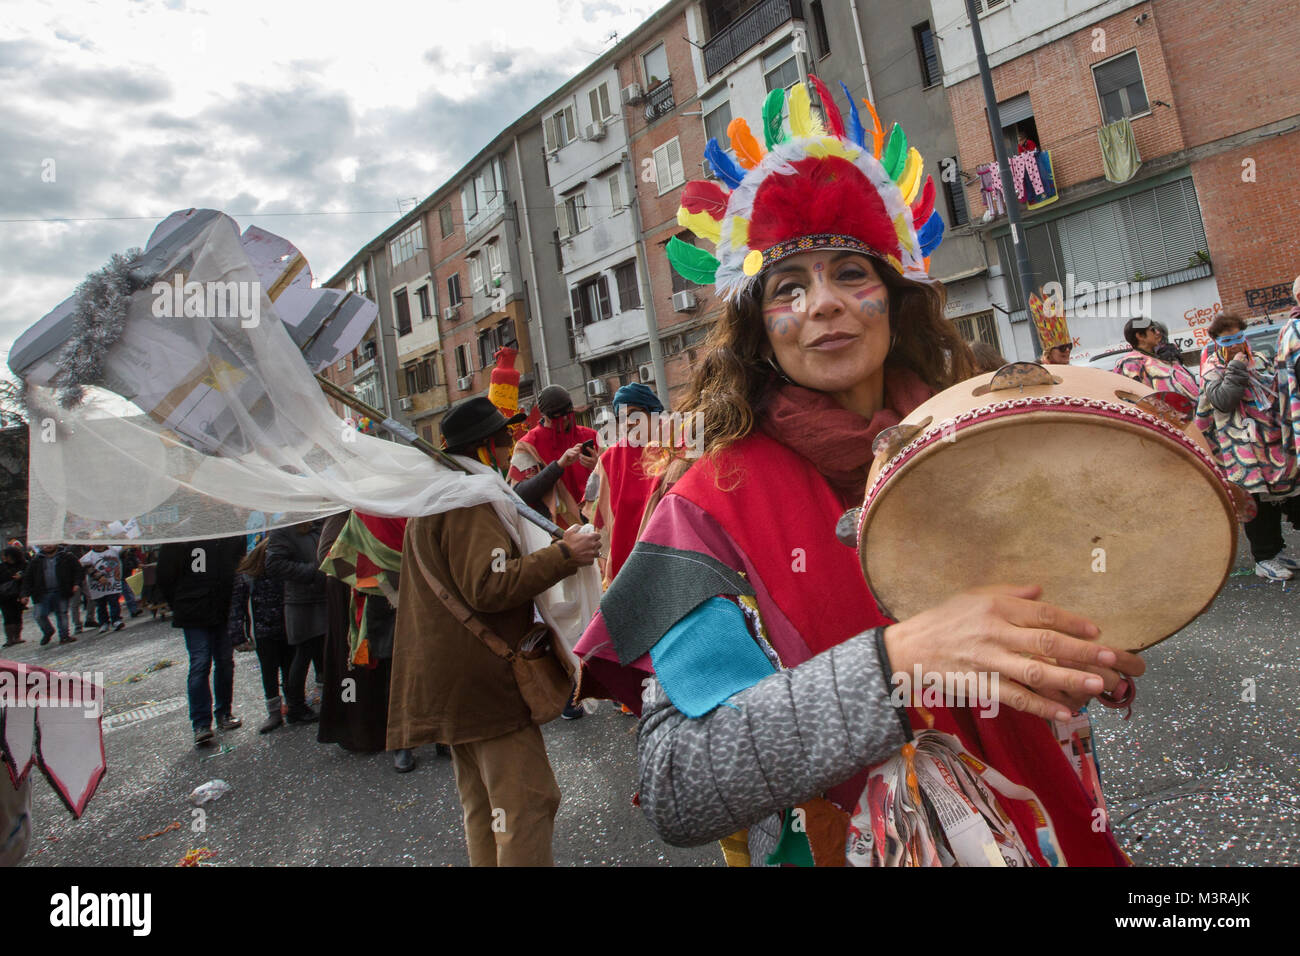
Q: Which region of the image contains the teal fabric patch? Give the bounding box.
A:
[650,597,776,718]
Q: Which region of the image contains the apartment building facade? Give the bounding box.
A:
[539,62,647,421]
[809,0,993,348]
[935,0,1300,361]
[324,116,570,442]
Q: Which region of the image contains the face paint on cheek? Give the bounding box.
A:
[852,284,887,318]
[764,306,803,337]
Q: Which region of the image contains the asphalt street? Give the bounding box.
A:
[11,525,1300,867]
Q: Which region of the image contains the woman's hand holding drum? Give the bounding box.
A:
[882,584,1146,721]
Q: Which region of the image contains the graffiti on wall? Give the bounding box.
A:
[1244,282,1294,314]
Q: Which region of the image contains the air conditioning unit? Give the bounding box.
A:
[399,396,414,411]
[638,362,655,384]
[620,83,644,105]
[586,378,608,399]
[672,290,698,313]
[443,305,460,322]
[457,375,472,391]
[583,121,607,141]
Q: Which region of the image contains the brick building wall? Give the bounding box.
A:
[947,2,1183,210]
[1191,133,1300,318]
[1156,0,1300,149]
[1157,0,1300,317]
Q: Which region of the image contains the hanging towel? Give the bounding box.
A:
[1027,149,1059,210]
[1098,117,1141,183]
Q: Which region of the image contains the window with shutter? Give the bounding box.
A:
[589,84,611,122]
[703,100,732,146]
[576,192,589,232]
[462,182,478,222]
[439,203,454,238]
[608,174,621,214]
[1087,203,1132,283]
[615,260,641,310]
[667,139,684,189]
[393,288,412,336]
[564,105,577,141]
[556,200,571,239]
[544,114,557,152]
[1093,51,1149,124]
[1154,180,1207,272]
[487,243,502,277]
[447,273,462,306]
[914,22,940,87]
[570,286,587,327]
[468,256,484,292]
[654,146,672,194]
[653,138,685,195]
[596,275,612,321]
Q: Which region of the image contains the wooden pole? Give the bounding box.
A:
[314,373,564,539]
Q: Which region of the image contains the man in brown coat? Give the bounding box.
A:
[387,397,600,866]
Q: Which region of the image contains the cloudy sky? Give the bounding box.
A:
[0,0,661,376]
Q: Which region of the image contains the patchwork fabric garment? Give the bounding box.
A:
[1113,349,1199,401]
[319,512,406,667]
[1273,318,1300,463]
[1196,349,1298,496]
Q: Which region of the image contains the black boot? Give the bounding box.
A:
[285,702,318,724]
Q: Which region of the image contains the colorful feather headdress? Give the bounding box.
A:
[667,77,946,302]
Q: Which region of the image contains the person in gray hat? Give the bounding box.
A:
[1114,315,1198,400]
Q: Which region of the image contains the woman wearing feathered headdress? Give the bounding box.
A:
[574,79,1144,866]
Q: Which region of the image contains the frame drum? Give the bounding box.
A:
[857,363,1240,651]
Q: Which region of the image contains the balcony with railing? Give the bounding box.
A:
[643,80,675,121]
[703,0,803,77]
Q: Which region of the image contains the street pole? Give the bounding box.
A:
[964,0,1040,354]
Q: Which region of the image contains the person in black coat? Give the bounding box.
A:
[265,521,326,724]
[156,536,247,747]
[20,545,81,645]
[1,545,28,647]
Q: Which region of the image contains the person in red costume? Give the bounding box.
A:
[574,78,1145,867]
[508,385,598,527]
[593,382,664,588]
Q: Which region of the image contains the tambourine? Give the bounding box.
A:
[850,363,1242,652]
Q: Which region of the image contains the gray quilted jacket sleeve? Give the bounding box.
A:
[637,629,911,848]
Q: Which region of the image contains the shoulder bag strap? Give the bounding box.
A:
[407,536,516,662]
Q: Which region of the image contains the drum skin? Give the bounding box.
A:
[859,365,1238,651]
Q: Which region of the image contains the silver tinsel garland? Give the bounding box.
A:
[53,248,148,408]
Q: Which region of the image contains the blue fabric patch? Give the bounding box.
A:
[650,597,776,718]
